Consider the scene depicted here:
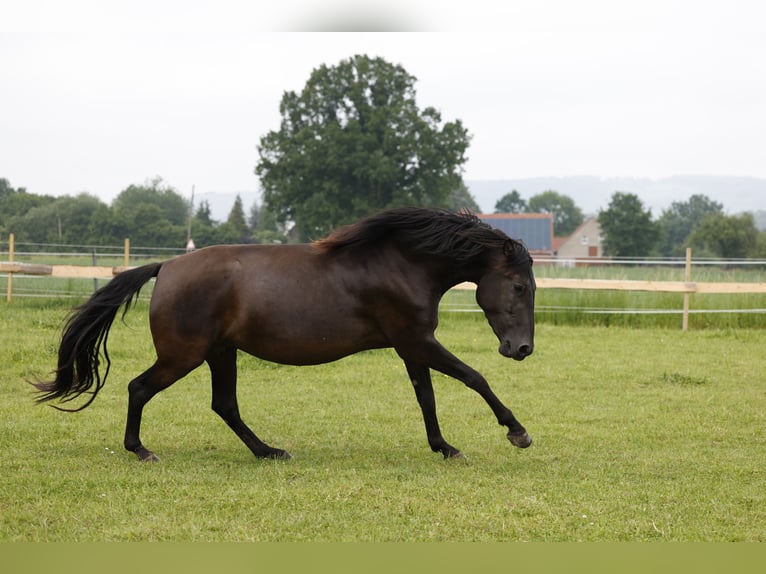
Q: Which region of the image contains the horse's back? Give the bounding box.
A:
[148,244,392,365]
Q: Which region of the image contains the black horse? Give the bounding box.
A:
[34,208,536,461]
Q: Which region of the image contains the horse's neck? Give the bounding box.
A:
[429,257,488,292]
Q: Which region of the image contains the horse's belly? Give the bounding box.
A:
[231,315,389,366]
[237,334,387,366]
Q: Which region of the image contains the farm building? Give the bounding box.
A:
[552,217,603,261]
[479,213,554,255]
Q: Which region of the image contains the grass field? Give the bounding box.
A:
[0,299,764,541]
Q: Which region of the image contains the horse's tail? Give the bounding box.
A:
[32,262,163,411]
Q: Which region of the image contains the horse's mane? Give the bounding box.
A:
[314,207,532,267]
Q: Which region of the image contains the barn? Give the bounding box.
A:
[478,213,554,255]
[552,217,604,260]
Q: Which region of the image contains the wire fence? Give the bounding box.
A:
[534,255,766,267]
[3,241,766,329]
[0,240,187,261]
[3,240,766,268]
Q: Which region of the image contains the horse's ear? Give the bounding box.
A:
[503,240,515,257]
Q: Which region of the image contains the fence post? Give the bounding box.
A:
[5,233,13,302]
[124,238,130,267]
[682,247,692,331]
[92,247,99,291]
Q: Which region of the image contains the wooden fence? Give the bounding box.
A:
[3,237,766,330]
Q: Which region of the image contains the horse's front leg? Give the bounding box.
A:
[404,361,463,459]
[415,338,532,450]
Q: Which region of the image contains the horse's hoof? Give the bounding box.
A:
[444,449,466,460]
[262,449,291,460]
[507,431,532,449]
[135,448,161,462]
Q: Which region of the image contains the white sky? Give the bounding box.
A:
[2,0,765,212]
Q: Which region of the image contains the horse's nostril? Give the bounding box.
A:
[518,344,532,357]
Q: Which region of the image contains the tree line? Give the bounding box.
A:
[0,175,476,250]
[0,176,284,249]
[494,189,766,259]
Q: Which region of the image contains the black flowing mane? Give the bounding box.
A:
[314,207,532,266]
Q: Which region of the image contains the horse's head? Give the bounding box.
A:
[475,241,535,361]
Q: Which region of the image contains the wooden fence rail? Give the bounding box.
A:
[0,261,129,279]
[3,241,766,330]
[451,278,766,295]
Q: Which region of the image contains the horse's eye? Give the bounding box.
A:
[513,283,525,295]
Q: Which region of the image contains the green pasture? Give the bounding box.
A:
[0,299,763,541]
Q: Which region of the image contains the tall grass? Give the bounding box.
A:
[0,300,764,541]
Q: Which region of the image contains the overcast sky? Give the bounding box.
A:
[2,0,765,213]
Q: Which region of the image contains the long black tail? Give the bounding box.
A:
[32,262,163,411]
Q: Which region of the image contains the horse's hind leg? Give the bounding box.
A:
[207,346,290,460]
[123,359,200,461]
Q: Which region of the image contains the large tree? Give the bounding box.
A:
[656,194,724,256]
[686,212,758,258]
[110,178,188,247]
[598,192,658,257]
[256,54,471,241]
[527,190,584,236]
[0,178,55,238]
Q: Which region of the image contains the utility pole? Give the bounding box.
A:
[186,185,196,252]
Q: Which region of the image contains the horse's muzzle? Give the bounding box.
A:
[499,341,534,361]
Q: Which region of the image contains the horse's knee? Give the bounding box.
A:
[462,373,490,393]
[211,399,239,422]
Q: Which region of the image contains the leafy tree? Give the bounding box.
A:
[753,230,766,259]
[256,54,471,241]
[0,178,55,237]
[494,190,527,213]
[110,178,188,247]
[527,190,584,236]
[685,212,758,258]
[248,200,261,230]
[249,200,286,244]
[186,199,219,247]
[111,177,189,227]
[208,222,243,245]
[226,194,250,240]
[656,194,724,256]
[195,200,216,227]
[0,177,29,204]
[126,203,185,247]
[10,193,110,245]
[445,181,480,213]
[598,192,658,257]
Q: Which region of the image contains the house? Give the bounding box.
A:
[479,213,554,255]
[553,217,603,261]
